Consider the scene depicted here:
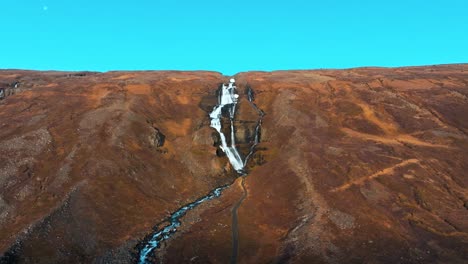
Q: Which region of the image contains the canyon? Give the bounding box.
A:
[0,65,467,263]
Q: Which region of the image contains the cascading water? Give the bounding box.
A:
[209,79,265,171]
[209,78,245,173]
[136,78,264,264]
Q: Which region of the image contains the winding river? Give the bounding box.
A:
[137,78,264,264]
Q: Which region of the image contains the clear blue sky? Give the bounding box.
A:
[1,1,467,75]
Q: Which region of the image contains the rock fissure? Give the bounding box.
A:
[230,177,247,264]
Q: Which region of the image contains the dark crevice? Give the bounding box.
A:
[151,128,165,148]
[230,177,247,264]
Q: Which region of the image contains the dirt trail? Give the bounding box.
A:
[331,159,420,192]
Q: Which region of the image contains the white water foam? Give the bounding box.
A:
[209,79,244,172]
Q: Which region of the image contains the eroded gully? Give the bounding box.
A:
[137,78,264,264]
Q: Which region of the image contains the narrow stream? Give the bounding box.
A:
[137,78,264,264]
[138,186,227,264]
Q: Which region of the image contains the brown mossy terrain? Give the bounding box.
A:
[1,65,467,263]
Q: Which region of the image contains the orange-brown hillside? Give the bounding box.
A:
[0,65,467,263]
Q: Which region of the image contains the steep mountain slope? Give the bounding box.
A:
[0,65,467,263]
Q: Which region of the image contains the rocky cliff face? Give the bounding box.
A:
[0,65,467,263]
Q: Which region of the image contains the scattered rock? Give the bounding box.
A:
[328,210,356,230]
